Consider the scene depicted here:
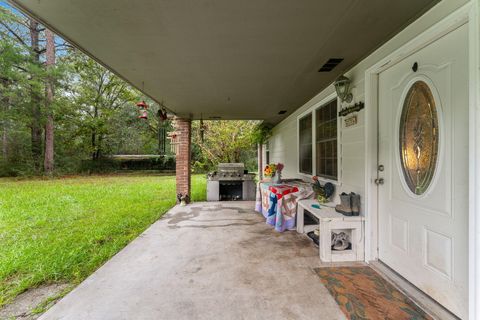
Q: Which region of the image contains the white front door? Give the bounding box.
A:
[378,23,468,319]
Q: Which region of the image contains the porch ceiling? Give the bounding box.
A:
[11,0,439,123]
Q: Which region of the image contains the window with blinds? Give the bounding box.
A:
[315,100,338,180]
[299,113,313,174]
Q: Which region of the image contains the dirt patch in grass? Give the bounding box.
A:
[0,283,70,319]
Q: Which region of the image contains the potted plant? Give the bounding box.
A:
[264,163,284,184]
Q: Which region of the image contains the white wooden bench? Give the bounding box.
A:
[296,199,365,262]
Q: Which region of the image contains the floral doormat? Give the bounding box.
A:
[314,266,433,320]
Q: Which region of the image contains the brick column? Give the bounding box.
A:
[175,118,191,203]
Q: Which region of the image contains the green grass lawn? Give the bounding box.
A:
[0,174,206,307]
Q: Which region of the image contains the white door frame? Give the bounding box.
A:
[364,2,479,319]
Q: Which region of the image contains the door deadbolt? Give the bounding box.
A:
[378,165,384,172]
[374,178,384,185]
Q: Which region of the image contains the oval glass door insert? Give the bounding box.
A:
[399,81,439,195]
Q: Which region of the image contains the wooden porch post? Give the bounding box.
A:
[257,143,263,180]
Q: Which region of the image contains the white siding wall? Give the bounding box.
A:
[268,0,468,215]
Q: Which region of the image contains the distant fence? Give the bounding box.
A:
[80,155,176,173]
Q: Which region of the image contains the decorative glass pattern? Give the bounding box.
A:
[399,81,439,195]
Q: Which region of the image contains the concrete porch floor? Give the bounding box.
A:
[40,201,345,320]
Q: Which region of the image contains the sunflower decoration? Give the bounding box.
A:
[264,163,277,177]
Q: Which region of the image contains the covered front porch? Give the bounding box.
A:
[7,0,480,318]
[38,202,345,320]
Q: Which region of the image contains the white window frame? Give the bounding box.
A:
[297,92,342,186]
[297,112,313,175]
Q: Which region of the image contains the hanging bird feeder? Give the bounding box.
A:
[167,131,179,154]
[157,107,169,155]
[199,114,207,142]
[158,107,168,121]
[136,100,149,119]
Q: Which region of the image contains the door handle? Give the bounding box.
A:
[374,178,384,185]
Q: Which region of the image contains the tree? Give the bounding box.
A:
[43,28,55,174]
[0,39,23,161]
[66,52,138,160]
[0,7,49,172]
[27,18,44,171]
[0,7,33,171]
[191,120,259,172]
[0,4,174,176]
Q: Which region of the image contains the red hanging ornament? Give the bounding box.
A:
[136,101,148,108]
[136,100,149,119]
[139,110,148,119]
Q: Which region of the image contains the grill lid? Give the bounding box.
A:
[217,163,244,173]
[208,163,245,180]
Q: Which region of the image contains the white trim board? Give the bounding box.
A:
[363,2,479,319]
[468,1,480,319]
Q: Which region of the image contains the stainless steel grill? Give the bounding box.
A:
[207,163,255,201]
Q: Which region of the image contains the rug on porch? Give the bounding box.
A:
[314,266,433,320]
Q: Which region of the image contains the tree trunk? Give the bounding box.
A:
[91,131,97,160]
[29,19,43,172]
[44,28,55,175]
[91,105,98,160]
[2,124,7,161]
[96,135,103,159]
[1,79,9,161]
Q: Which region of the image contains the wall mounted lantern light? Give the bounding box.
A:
[334,75,353,103]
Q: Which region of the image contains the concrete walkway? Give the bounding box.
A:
[40,202,345,320]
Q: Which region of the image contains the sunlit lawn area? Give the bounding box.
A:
[0,174,206,307]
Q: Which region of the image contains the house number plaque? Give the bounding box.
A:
[344,115,357,127]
